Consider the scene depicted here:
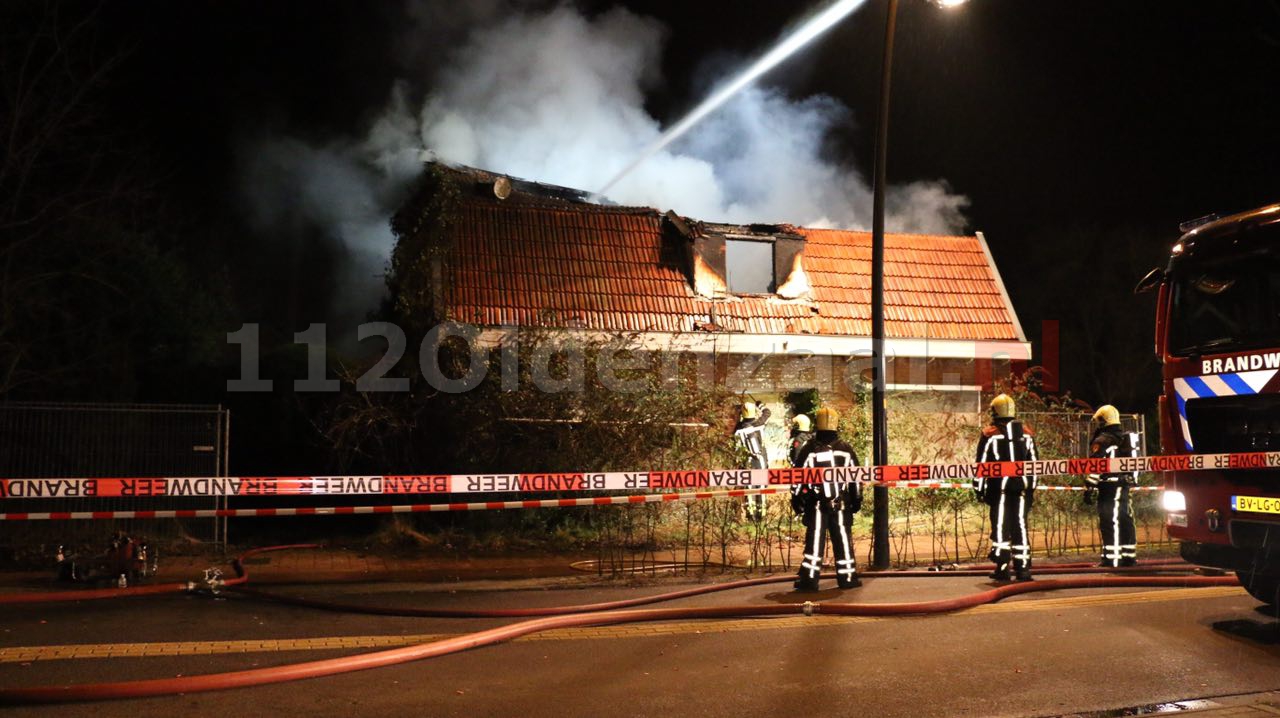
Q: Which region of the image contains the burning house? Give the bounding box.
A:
[392,163,1029,463]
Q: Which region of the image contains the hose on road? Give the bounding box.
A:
[0,567,1239,705]
[226,559,1205,619]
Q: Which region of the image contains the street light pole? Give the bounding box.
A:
[870,0,899,571]
[869,0,965,569]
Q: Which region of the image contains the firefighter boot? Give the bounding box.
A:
[989,550,1012,581]
[1014,560,1033,582]
[794,578,821,592]
[838,575,862,589]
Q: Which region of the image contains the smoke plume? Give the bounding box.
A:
[240,2,970,324]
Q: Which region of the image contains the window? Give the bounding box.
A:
[1169,250,1280,356]
[725,239,775,294]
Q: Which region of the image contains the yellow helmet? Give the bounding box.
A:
[1092,404,1120,426]
[814,407,839,431]
[791,414,812,432]
[739,402,758,421]
[990,394,1016,419]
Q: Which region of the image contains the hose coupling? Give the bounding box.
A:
[802,600,815,616]
[200,567,225,594]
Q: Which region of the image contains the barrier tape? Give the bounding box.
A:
[0,448,1258,501]
[0,489,778,520]
[887,482,1162,491]
[0,483,1167,520]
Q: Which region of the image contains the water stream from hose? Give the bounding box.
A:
[594,0,869,199]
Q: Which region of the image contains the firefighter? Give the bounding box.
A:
[734,400,771,521]
[788,413,814,530]
[1085,405,1139,567]
[973,394,1039,581]
[792,407,862,591]
[788,414,814,467]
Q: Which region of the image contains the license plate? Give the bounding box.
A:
[1232,495,1280,514]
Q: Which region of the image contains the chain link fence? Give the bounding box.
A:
[452,411,1176,575]
[0,402,229,562]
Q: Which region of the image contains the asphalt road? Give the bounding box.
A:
[1,572,1278,717]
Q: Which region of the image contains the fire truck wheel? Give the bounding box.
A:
[1236,571,1280,611]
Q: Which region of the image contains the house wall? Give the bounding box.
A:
[708,352,1013,461]
[710,353,1015,397]
[468,336,1012,468]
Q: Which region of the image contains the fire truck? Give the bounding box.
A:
[1139,202,1280,607]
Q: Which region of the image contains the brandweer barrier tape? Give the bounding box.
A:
[0,449,1264,501]
[0,485,1166,520]
[0,489,778,520]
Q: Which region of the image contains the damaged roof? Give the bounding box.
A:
[409,164,1025,342]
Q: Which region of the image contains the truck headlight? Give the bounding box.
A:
[1162,490,1186,513]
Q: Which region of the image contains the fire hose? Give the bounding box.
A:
[225,559,1203,619]
[0,548,1239,705]
[0,550,1194,612]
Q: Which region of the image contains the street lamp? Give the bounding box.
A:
[870,0,967,570]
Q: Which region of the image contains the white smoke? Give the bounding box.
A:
[413,3,969,233]
[238,86,425,331]
[239,137,416,333]
[240,2,970,323]
[418,7,696,200]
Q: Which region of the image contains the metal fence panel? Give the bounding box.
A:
[1019,411,1147,460]
[0,402,229,556]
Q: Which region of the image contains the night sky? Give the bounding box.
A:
[101,1,1280,236]
[12,0,1280,412]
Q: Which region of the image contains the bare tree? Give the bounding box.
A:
[0,2,222,399]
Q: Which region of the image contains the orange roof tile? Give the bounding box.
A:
[429,175,1023,342]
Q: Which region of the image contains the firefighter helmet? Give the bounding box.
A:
[815,407,839,431]
[740,402,759,421]
[990,394,1016,419]
[1092,404,1120,427]
[791,414,811,433]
